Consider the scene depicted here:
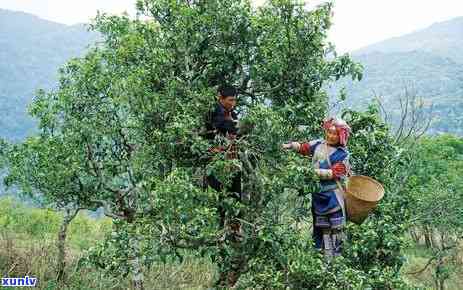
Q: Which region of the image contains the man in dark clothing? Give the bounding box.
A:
[204,86,239,139]
[204,85,242,224]
[203,85,246,287]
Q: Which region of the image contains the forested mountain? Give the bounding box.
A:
[1,10,462,139]
[0,9,98,141]
[333,17,463,135]
[356,17,463,63]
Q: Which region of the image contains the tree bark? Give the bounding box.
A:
[424,226,433,249]
[439,231,446,250]
[435,256,446,290]
[128,233,145,290]
[410,227,420,244]
[57,207,80,282]
[430,227,439,249]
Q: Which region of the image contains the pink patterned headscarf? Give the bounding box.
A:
[323,117,351,147]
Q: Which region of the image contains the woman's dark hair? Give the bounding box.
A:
[218,85,237,98]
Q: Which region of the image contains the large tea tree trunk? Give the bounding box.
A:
[57,207,80,281]
[128,235,144,290]
[124,201,144,290]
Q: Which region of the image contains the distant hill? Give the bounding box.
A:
[0,9,98,141]
[333,17,463,135]
[1,9,462,139]
[356,17,463,63]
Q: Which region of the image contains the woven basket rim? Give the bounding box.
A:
[346,175,385,202]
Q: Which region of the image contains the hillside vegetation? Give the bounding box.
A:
[0,9,98,141]
[332,17,463,135]
[1,11,463,140]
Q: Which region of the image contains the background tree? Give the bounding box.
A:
[404,134,463,290]
[3,134,98,282]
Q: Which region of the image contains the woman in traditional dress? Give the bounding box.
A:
[282,117,351,258]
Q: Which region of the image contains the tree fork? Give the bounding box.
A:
[57,207,81,282]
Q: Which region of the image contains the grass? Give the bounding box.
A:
[0,197,111,251]
[0,197,461,289]
[0,236,215,290]
[401,243,463,290]
[0,198,215,289]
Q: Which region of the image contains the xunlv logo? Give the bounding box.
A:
[1,276,37,287]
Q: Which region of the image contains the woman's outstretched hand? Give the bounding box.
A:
[281,142,293,150]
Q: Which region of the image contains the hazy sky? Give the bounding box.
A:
[1,0,462,52]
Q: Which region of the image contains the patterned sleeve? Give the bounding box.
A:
[330,148,350,180]
[298,139,322,156]
[331,162,347,179]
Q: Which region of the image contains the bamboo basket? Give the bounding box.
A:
[344,175,385,225]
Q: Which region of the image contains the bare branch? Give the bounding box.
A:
[373,91,389,124]
[406,242,459,275]
[391,87,433,146]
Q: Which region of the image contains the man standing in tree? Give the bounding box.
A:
[203,85,242,223]
[202,85,247,287]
